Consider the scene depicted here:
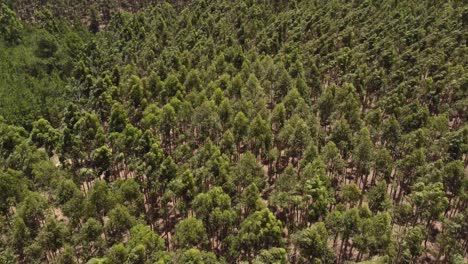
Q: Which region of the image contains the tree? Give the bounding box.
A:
[304,59,321,99]
[318,86,335,125]
[334,83,362,130]
[160,156,177,184]
[446,125,468,161]
[302,161,333,222]
[232,111,249,152]
[294,222,334,263]
[17,191,48,233]
[85,180,114,221]
[299,143,319,170]
[0,4,23,44]
[192,100,221,141]
[128,224,164,256]
[242,74,264,101]
[192,187,235,249]
[11,216,30,259]
[232,151,264,191]
[442,160,465,201]
[109,103,128,133]
[367,212,392,256]
[141,103,160,129]
[115,179,145,216]
[340,183,361,207]
[184,69,202,92]
[401,105,429,133]
[219,99,233,126]
[241,183,263,217]
[249,114,272,158]
[329,118,353,157]
[92,145,112,177]
[146,71,163,98]
[129,75,145,107]
[283,88,305,117]
[173,217,208,249]
[435,214,467,263]
[382,116,401,149]
[274,64,292,101]
[7,140,48,178]
[176,248,218,264]
[30,118,59,155]
[399,225,424,263]
[126,244,146,264]
[78,218,105,259]
[167,169,196,215]
[269,164,302,229]
[321,141,346,180]
[229,74,243,99]
[143,142,164,189]
[106,243,128,264]
[0,248,16,264]
[270,103,286,134]
[158,104,176,149]
[211,87,225,105]
[163,73,183,100]
[353,127,374,184]
[56,179,79,205]
[279,114,310,164]
[237,208,283,258]
[339,208,361,261]
[0,169,25,215]
[366,181,391,213]
[31,160,62,191]
[253,247,288,264]
[296,76,309,100]
[395,148,426,201]
[220,129,235,158]
[105,205,136,243]
[408,182,448,226]
[0,120,27,159]
[373,148,393,184]
[56,245,76,264]
[24,240,44,263]
[37,217,69,259]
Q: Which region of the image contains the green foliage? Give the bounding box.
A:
[30,118,59,155]
[173,217,208,249]
[128,224,164,253]
[0,1,466,263]
[409,182,449,224]
[176,248,218,264]
[193,187,235,241]
[366,181,391,213]
[238,209,283,256]
[0,15,88,127]
[0,4,23,44]
[253,247,288,264]
[294,222,334,263]
[400,226,425,263]
[0,169,25,214]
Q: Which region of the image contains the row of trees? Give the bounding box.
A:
[0,0,467,263]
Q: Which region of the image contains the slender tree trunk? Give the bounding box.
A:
[348,244,354,260]
[333,233,338,248]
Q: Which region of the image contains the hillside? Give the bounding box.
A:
[0,1,467,263]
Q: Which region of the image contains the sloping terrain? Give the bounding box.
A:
[0,1,467,263]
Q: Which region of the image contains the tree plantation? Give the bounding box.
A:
[0,0,467,263]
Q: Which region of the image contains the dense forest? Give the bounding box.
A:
[0,0,467,263]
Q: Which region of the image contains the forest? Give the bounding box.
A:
[0,0,467,263]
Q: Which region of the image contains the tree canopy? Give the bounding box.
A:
[0,1,466,263]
